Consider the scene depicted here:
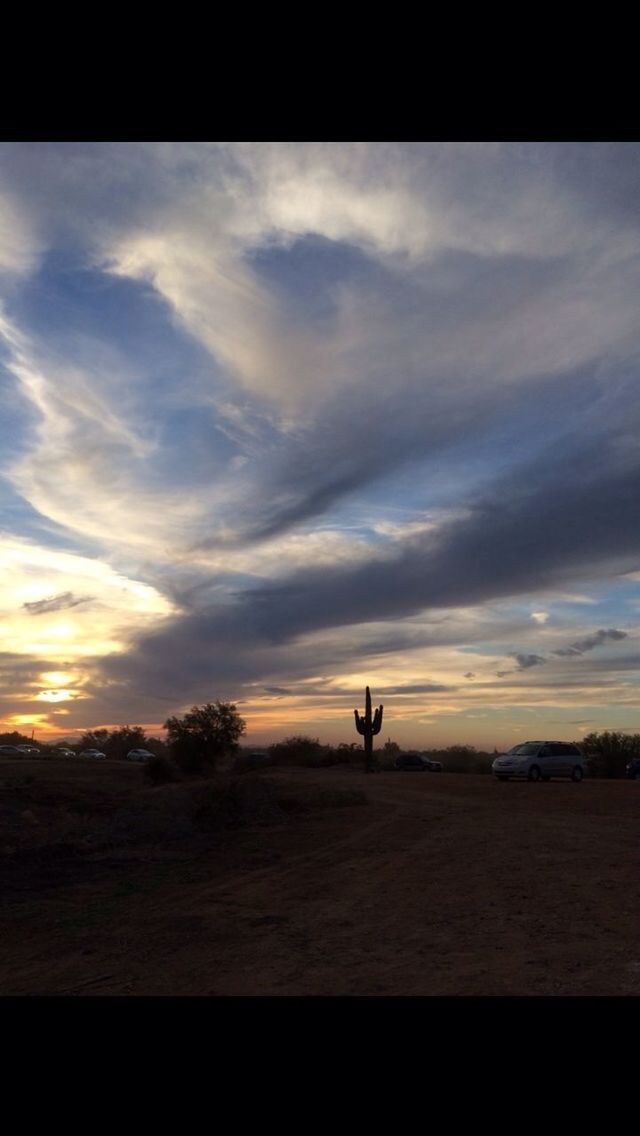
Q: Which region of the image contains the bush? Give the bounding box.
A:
[578,731,640,778]
[268,736,326,767]
[144,754,181,785]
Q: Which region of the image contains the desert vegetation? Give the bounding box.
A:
[2,720,640,779]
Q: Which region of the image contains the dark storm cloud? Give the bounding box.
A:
[101,423,640,702]
[22,591,94,614]
[226,434,640,644]
[0,653,51,682]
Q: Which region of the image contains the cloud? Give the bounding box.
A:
[553,628,628,656]
[1,142,640,740]
[100,411,640,707]
[23,591,94,615]
[0,191,42,275]
[513,653,547,670]
[378,683,450,694]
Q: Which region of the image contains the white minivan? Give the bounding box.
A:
[492,741,586,782]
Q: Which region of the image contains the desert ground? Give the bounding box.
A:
[1,758,638,996]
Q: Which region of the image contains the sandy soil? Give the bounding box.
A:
[1,761,639,996]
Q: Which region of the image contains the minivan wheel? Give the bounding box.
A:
[528,765,541,782]
[571,766,584,782]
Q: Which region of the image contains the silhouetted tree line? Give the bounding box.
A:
[0,730,35,747]
[576,731,640,779]
[78,726,168,761]
[258,737,496,773]
[3,722,638,780]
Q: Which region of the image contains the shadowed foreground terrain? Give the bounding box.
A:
[1,759,639,996]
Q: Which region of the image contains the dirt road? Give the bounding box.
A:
[2,766,639,995]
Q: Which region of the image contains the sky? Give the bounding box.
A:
[0,141,639,750]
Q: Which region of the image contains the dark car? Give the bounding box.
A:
[626,757,640,780]
[0,745,23,755]
[395,752,442,771]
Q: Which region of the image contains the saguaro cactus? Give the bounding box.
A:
[354,686,384,773]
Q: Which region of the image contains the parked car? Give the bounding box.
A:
[17,745,40,755]
[492,741,585,782]
[626,757,640,780]
[126,749,154,763]
[395,752,442,772]
[79,749,106,760]
[55,748,75,757]
[0,744,23,755]
[420,754,442,771]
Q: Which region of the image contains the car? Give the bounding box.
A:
[420,754,443,771]
[492,741,586,782]
[626,757,640,780]
[17,745,40,755]
[126,749,154,762]
[0,744,23,755]
[395,752,442,771]
[79,749,106,760]
[55,748,75,757]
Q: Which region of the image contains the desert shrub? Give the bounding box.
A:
[144,754,181,785]
[268,736,326,767]
[192,779,286,829]
[403,746,493,774]
[268,737,367,768]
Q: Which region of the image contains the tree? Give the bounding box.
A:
[578,731,640,779]
[104,726,148,761]
[0,731,33,747]
[164,702,246,775]
[79,728,110,752]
